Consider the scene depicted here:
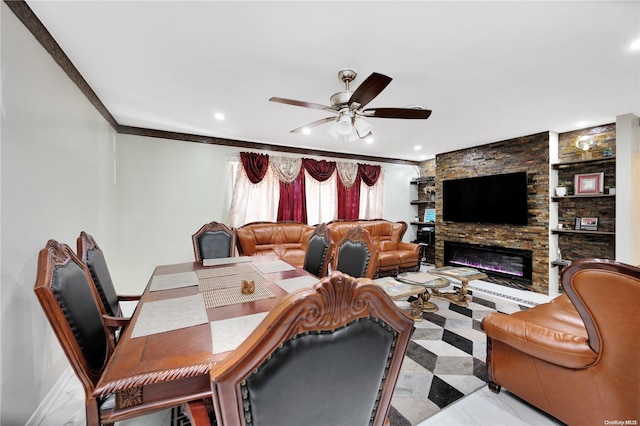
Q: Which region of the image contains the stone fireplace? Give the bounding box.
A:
[444,241,533,285]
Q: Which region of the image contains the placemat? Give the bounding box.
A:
[149,271,199,292]
[195,263,256,279]
[252,259,296,274]
[210,312,268,354]
[201,283,275,308]
[275,275,319,293]
[202,256,253,267]
[198,271,266,292]
[131,294,208,338]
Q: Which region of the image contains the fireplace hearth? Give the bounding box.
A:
[444,241,533,285]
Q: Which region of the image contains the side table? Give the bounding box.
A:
[428,266,487,307]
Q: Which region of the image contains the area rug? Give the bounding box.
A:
[388,291,527,425]
[171,290,527,426]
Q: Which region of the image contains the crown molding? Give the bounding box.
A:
[5,0,419,166]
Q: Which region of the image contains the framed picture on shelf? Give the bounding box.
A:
[575,216,599,231]
[423,209,436,223]
[574,172,604,195]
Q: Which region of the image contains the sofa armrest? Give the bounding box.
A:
[482,308,597,369]
[379,241,397,251]
[397,242,420,253]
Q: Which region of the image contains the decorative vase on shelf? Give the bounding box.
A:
[555,187,567,197]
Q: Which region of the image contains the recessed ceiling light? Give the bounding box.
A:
[365,136,374,144]
[214,113,225,120]
[630,37,640,50]
[414,146,421,151]
[302,128,311,135]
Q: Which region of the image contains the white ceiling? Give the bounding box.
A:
[25,1,640,162]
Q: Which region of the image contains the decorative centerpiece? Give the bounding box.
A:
[241,280,255,294]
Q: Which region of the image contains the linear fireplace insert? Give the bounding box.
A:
[443,241,533,284]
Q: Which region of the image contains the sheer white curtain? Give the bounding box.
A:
[227,163,279,228]
[359,170,384,219]
[305,169,338,225]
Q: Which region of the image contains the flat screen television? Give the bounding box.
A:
[443,171,528,225]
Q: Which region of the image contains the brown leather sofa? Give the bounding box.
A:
[482,259,640,425]
[235,221,315,268]
[327,219,419,277]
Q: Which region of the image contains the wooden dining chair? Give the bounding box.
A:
[77,232,140,325]
[34,239,132,426]
[192,221,236,261]
[185,271,415,426]
[332,225,379,279]
[302,223,335,278]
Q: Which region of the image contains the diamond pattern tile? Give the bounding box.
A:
[389,292,527,425]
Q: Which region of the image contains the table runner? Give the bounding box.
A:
[196,263,256,279]
[275,275,319,293]
[149,271,200,292]
[210,312,269,354]
[198,271,267,292]
[131,294,208,338]
[201,282,275,309]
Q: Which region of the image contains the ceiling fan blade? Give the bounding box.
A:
[290,116,336,133]
[362,107,432,119]
[269,97,334,111]
[348,73,392,109]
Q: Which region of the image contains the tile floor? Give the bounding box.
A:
[29,278,565,426]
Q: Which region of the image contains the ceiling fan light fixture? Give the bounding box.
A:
[336,114,353,136]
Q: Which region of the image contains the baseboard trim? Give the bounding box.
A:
[26,367,76,426]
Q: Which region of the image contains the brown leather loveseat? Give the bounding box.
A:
[327,219,419,277]
[235,221,315,268]
[481,259,640,425]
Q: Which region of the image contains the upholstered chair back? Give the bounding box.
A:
[302,223,335,277]
[333,225,378,279]
[77,231,121,317]
[34,240,116,426]
[192,221,236,261]
[209,272,415,426]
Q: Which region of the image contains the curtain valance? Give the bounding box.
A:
[230,152,383,225]
[239,153,380,187]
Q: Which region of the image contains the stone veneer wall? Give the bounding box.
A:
[433,132,550,294]
[556,123,616,260]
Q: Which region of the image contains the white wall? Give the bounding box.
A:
[382,162,422,242]
[615,113,640,265]
[1,4,117,423]
[113,135,238,293]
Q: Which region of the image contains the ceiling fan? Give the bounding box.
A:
[269,69,432,142]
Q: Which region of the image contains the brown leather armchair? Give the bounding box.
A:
[482,259,640,425]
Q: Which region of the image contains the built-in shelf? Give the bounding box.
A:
[410,176,435,184]
[551,155,616,169]
[410,200,435,205]
[410,221,436,226]
[551,229,615,236]
[551,194,615,202]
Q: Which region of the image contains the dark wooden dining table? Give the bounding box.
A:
[94,254,314,421]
